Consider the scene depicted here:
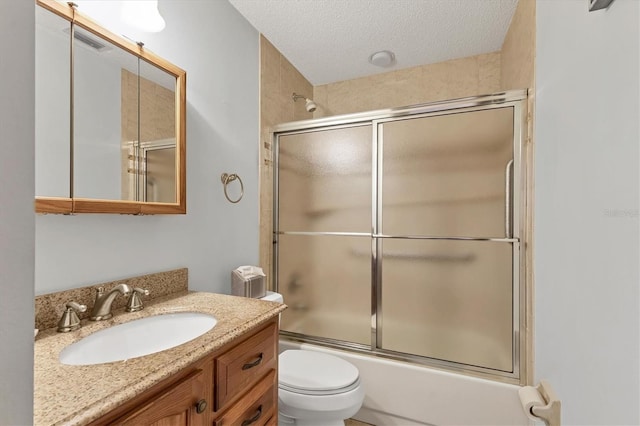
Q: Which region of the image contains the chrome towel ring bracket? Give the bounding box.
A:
[221,173,244,203]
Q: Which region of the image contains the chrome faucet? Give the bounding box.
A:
[90,283,131,321]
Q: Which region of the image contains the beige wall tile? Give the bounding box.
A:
[260,37,280,91]
[312,85,329,118]
[421,60,451,102]
[392,66,425,106]
[259,35,313,288]
[501,0,535,91]
[315,52,501,116]
[478,52,502,94]
[443,56,480,99]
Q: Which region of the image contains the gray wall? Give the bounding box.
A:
[0,0,35,424]
[535,0,639,424]
[35,0,260,295]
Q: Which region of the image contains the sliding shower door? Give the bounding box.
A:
[274,91,526,380]
[379,239,514,371]
[379,108,514,238]
[377,106,518,373]
[276,125,373,346]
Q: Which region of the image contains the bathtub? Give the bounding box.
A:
[279,338,531,426]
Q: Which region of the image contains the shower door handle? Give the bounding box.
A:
[505,159,514,239]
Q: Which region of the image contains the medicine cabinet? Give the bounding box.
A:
[35,0,186,214]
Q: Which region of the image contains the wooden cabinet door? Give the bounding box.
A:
[115,369,208,426]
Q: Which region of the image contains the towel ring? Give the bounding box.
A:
[221,173,244,203]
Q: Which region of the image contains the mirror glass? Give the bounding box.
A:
[73,26,140,201]
[142,147,176,203]
[35,6,71,198]
[129,59,177,203]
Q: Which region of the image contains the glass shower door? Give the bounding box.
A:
[276,125,373,346]
[377,107,517,372]
[380,107,514,238]
[379,239,514,371]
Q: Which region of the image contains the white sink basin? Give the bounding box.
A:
[59,312,217,365]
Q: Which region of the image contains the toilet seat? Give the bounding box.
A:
[280,378,362,396]
[279,350,360,395]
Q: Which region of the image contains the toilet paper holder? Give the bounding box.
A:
[518,380,561,426]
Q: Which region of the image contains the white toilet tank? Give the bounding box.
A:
[260,291,284,304]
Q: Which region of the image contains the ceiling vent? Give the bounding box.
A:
[63,27,112,52]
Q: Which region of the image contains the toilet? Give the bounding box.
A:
[260,292,365,425]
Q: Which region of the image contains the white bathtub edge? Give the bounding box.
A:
[279,339,532,426]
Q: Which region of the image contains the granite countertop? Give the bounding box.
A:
[34,291,286,426]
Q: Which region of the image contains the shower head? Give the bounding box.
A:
[292,92,317,113]
[304,99,317,112]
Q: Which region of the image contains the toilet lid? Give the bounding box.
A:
[279,350,360,393]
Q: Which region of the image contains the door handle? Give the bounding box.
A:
[505,159,514,239]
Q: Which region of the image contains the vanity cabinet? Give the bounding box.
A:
[90,318,278,426]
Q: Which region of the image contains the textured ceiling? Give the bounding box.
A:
[228,0,518,85]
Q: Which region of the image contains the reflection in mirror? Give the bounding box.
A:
[73,26,139,201]
[35,6,71,198]
[121,59,177,203]
[143,146,176,203]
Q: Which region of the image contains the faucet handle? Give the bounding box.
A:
[126,287,150,312]
[57,301,87,333]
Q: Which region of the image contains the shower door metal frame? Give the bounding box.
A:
[273,90,529,384]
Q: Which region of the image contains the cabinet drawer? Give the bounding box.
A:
[214,370,276,426]
[216,322,277,410]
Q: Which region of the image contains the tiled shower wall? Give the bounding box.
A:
[501,0,535,91]
[259,35,314,288]
[312,52,501,117]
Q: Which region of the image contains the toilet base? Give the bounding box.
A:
[278,412,345,426]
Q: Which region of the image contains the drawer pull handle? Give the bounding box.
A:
[242,353,263,370]
[241,405,263,426]
[195,399,207,414]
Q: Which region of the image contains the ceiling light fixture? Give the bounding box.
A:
[368,50,395,68]
[121,1,166,33]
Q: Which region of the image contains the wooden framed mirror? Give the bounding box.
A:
[35,0,186,214]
